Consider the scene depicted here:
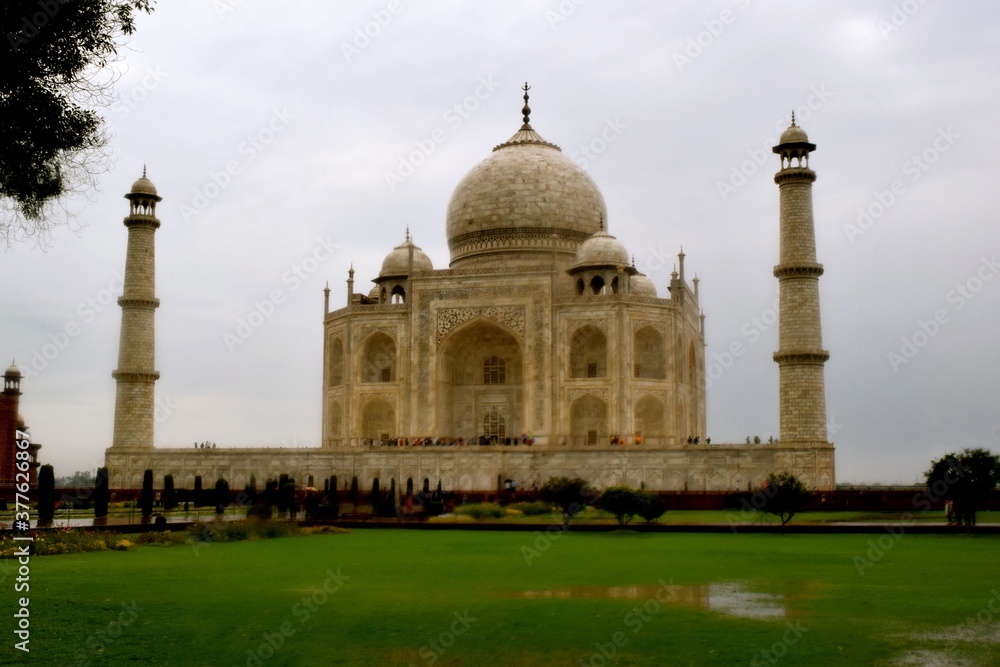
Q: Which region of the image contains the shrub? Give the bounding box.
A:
[456,502,504,519]
[246,504,274,520]
[111,539,133,551]
[509,501,553,516]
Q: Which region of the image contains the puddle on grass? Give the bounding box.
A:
[516,582,786,620]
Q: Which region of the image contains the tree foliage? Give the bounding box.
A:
[598,486,648,526]
[757,472,811,527]
[1,0,154,243]
[539,476,595,526]
[926,448,1000,525]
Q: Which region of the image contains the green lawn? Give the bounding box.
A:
[17,530,1000,666]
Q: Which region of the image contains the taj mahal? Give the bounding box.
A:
[104,87,836,492]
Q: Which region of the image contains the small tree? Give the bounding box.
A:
[162,474,177,510]
[37,464,56,523]
[193,476,203,507]
[540,476,595,526]
[598,486,648,526]
[370,478,380,510]
[639,493,667,524]
[926,448,1000,526]
[214,477,230,515]
[93,467,110,518]
[140,469,154,518]
[758,472,811,527]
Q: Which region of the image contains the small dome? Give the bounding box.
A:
[572,231,629,269]
[5,362,21,378]
[368,286,381,299]
[630,274,658,297]
[778,123,809,144]
[129,169,158,197]
[380,237,433,277]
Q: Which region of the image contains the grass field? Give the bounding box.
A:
[16,529,1000,666]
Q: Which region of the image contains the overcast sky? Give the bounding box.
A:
[4,1,999,485]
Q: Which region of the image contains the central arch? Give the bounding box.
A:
[439,319,523,440]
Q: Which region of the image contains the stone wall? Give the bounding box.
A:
[106,443,835,492]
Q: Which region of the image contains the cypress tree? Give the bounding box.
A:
[140,469,154,518]
[162,474,177,510]
[215,477,230,515]
[370,478,380,510]
[194,476,203,507]
[93,467,110,518]
[37,464,55,523]
[350,476,359,508]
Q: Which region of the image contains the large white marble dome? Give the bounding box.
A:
[445,122,608,269]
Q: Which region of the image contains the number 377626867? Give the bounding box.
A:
[14,430,32,528]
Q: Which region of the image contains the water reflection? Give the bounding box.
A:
[518,582,786,619]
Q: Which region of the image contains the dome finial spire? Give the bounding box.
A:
[142,164,147,178]
[521,82,531,127]
[790,110,796,127]
[405,225,410,242]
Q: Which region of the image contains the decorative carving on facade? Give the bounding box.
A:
[357,325,398,342]
[357,392,397,407]
[567,388,609,403]
[631,319,666,334]
[436,305,525,343]
[567,319,607,333]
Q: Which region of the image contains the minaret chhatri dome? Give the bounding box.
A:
[446,83,608,269]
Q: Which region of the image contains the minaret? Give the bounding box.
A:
[0,362,23,485]
[111,168,161,449]
[772,116,830,445]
